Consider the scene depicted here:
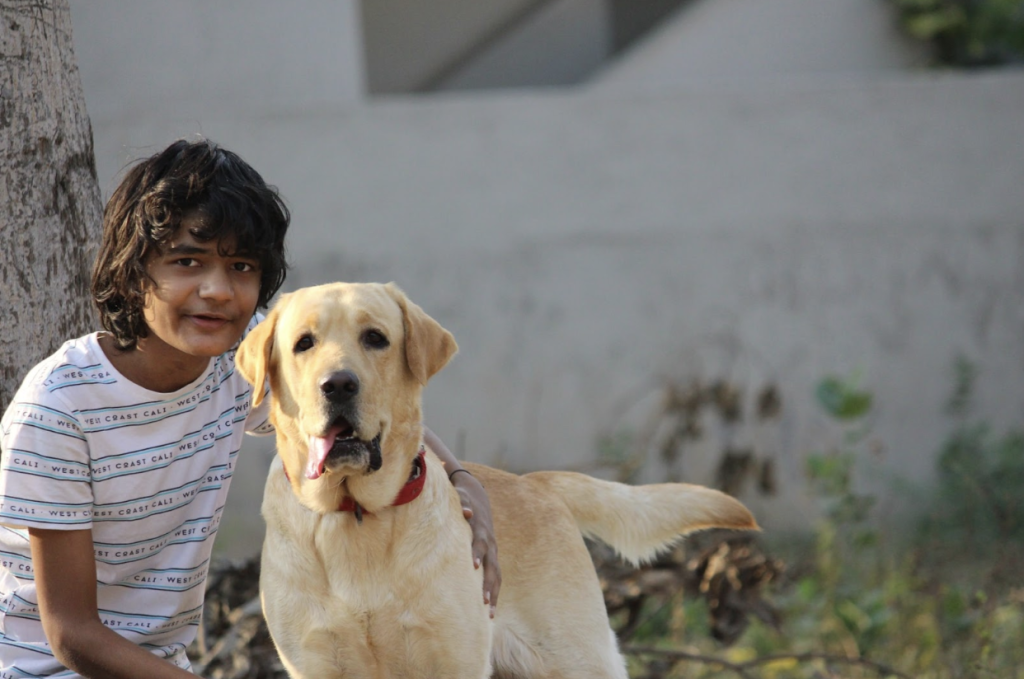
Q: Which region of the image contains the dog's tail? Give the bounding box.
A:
[525,472,759,566]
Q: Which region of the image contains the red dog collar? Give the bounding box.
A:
[284,448,428,520]
[338,449,427,515]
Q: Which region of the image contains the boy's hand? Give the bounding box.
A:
[423,426,502,617]
[451,470,501,618]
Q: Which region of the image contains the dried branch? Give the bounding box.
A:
[192,596,263,675]
[623,645,758,679]
[624,645,914,679]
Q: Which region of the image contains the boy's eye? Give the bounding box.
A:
[174,258,199,267]
[233,261,257,272]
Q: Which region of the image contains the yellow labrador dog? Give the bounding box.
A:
[236,282,757,679]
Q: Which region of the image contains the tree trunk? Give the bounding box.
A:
[0,0,102,411]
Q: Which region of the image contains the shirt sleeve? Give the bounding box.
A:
[0,379,94,531]
[244,380,274,436]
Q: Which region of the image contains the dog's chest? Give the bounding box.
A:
[306,556,491,679]
[314,510,491,675]
[314,507,474,601]
[263,470,492,677]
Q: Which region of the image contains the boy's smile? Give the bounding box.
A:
[102,217,262,393]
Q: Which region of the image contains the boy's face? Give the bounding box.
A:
[140,217,262,365]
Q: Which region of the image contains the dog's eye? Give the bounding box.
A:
[294,334,315,353]
[361,329,389,350]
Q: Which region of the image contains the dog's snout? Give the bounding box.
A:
[320,370,360,402]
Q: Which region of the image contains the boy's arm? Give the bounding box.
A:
[423,427,501,618]
[29,528,196,679]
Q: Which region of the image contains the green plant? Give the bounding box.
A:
[802,376,893,656]
[920,356,1024,551]
[891,0,1024,66]
[806,374,877,543]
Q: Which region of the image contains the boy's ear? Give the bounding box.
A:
[384,282,458,386]
[236,304,282,406]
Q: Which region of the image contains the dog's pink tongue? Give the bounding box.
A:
[307,428,341,479]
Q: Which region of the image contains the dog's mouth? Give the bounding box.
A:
[306,416,382,480]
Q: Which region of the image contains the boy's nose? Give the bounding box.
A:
[199,267,235,301]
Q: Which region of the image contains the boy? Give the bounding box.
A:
[0,138,498,677]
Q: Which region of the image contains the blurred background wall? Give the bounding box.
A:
[68,0,1024,557]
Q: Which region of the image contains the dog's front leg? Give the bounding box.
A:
[283,628,383,679]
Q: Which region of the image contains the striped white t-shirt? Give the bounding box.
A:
[0,320,271,676]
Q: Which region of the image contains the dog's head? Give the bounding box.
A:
[236,282,458,513]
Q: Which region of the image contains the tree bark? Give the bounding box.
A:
[0,0,102,411]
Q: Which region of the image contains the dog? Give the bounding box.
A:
[235,282,758,679]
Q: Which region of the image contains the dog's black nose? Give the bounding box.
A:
[320,370,360,402]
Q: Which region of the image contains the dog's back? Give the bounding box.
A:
[469,464,757,679]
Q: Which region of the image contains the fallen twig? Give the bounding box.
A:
[624,645,914,679]
[192,596,263,675]
[623,645,758,679]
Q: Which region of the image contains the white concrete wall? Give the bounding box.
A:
[360,0,540,93]
[436,0,612,91]
[593,0,928,89]
[67,3,1024,556]
[68,0,364,159]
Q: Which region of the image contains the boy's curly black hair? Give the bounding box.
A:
[91,139,290,350]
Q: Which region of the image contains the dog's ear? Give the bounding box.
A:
[235,302,282,406]
[385,282,458,385]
